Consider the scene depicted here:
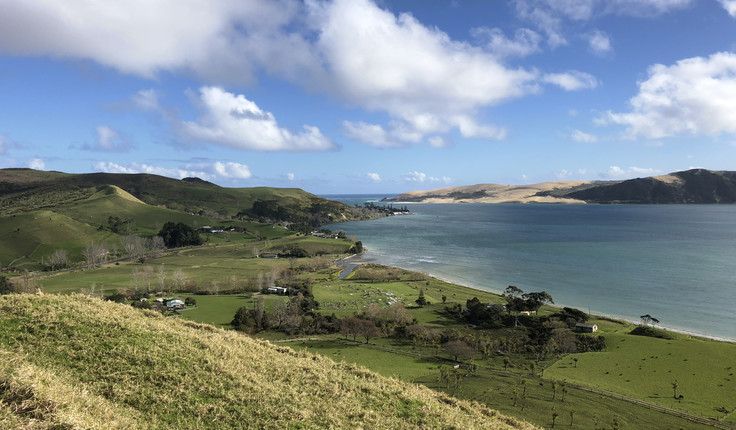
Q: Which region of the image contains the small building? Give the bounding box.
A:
[260,254,278,259]
[166,299,186,310]
[575,323,598,333]
[267,287,288,295]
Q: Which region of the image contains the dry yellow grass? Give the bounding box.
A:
[0,294,537,429]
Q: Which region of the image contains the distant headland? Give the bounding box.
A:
[383,169,736,204]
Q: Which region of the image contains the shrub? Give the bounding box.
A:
[630,326,673,339]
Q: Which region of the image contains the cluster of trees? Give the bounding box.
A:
[232,291,326,335]
[81,243,111,269]
[502,286,554,315]
[442,295,605,357]
[333,303,415,343]
[121,234,166,260]
[238,198,356,234]
[100,215,132,234]
[158,222,202,248]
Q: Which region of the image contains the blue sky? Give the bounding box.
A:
[1,0,736,194]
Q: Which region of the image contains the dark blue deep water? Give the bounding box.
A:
[325,199,736,340]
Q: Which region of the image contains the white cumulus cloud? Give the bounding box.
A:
[83,125,132,152]
[286,172,295,181]
[94,160,253,181]
[543,71,598,91]
[570,129,599,143]
[605,166,659,179]
[721,0,736,17]
[366,172,382,182]
[343,121,404,148]
[471,27,542,58]
[0,0,312,84]
[132,89,162,111]
[28,158,45,170]
[403,171,451,184]
[213,161,252,179]
[512,0,691,47]
[314,0,537,143]
[600,52,736,139]
[587,29,611,55]
[180,86,336,152]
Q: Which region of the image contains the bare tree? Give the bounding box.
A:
[147,236,166,257]
[131,268,144,292]
[141,266,154,292]
[82,243,109,268]
[47,249,69,271]
[171,269,187,291]
[121,235,144,258]
[157,264,166,292]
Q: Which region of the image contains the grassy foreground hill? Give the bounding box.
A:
[0,293,535,429]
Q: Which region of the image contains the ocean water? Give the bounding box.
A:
[324,200,736,341]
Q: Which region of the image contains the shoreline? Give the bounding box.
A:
[342,251,736,344]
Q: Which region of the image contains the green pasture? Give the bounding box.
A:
[287,338,438,381]
[282,336,718,430]
[177,293,289,328]
[545,322,736,423]
[35,238,350,294]
[0,210,115,268]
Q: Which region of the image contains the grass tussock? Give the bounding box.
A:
[0,294,535,429]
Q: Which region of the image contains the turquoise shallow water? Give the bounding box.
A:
[325,198,736,341]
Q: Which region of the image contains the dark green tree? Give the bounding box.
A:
[415,289,427,307]
[159,222,202,248]
[503,285,525,314]
[231,306,257,334]
[0,276,13,295]
[522,291,554,315]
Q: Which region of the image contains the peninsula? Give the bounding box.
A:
[384,169,736,204]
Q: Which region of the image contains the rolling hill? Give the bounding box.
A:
[0,168,356,223]
[0,169,377,270]
[384,169,736,204]
[0,294,535,429]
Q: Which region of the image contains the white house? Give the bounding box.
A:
[575,323,598,333]
[166,299,186,310]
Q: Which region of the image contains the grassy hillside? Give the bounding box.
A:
[0,169,357,223]
[0,294,534,429]
[0,182,299,269]
[0,210,115,270]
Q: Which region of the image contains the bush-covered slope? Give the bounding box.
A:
[0,294,536,430]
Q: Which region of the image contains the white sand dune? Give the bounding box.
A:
[390,181,591,204]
